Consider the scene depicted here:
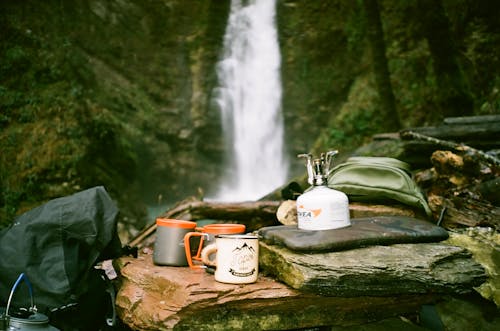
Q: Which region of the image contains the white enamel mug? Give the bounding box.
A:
[201,234,259,284]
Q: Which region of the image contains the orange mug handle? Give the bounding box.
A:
[184,232,208,269]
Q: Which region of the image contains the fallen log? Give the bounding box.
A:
[401,115,500,144]
[427,194,500,230]
[399,115,500,167]
[127,198,281,248]
[443,114,500,125]
[128,198,426,249]
[166,199,280,221]
[412,148,500,228]
[400,131,500,167]
[471,177,500,206]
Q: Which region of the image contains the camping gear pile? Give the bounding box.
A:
[0,187,123,331]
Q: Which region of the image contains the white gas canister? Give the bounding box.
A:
[296,150,351,231]
[297,186,350,230]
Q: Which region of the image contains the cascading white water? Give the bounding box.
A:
[212,0,287,202]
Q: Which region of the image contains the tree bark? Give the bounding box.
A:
[419,0,473,118]
[400,130,500,167]
[427,194,500,230]
[362,0,401,131]
[401,122,500,143]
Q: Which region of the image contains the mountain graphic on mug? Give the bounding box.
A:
[232,242,256,253]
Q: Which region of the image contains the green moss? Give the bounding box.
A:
[1,0,499,232]
[445,229,500,307]
[313,74,382,155]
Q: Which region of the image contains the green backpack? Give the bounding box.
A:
[328,156,432,216]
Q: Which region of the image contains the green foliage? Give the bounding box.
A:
[344,1,366,53]
[2,0,500,231]
[462,21,500,113]
[0,43,88,225]
[315,75,382,155]
[386,39,442,126]
[478,77,500,114]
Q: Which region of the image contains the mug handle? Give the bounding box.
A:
[200,243,217,267]
[184,232,208,269]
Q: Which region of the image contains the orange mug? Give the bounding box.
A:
[184,223,246,269]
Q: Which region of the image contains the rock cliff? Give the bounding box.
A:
[1,0,499,237]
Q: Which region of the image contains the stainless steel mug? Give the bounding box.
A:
[153,218,197,266]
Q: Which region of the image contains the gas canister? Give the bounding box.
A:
[296,151,351,231]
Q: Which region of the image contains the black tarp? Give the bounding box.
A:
[0,186,122,316]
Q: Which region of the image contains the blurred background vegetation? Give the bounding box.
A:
[1,0,499,239]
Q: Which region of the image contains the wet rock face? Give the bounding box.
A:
[114,254,440,330]
[444,227,500,307]
[114,238,491,330]
[2,0,361,228]
[0,0,232,228]
[3,0,499,237]
[259,241,486,296]
[59,0,231,203]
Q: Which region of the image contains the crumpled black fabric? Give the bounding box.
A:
[0,186,122,313]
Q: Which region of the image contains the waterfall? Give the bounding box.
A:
[212,0,287,202]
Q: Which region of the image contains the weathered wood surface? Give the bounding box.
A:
[428,194,500,230]
[401,115,500,144]
[349,201,427,218]
[277,199,426,226]
[129,198,423,249]
[398,115,500,167]
[442,114,500,125]
[115,254,439,331]
[128,198,282,248]
[413,149,500,229]
[259,241,486,296]
[472,177,500,206]
[400,130,500,167]
[401,122,500,143]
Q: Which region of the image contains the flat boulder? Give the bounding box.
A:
[259,241,487,296]
[115,254,439,330]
